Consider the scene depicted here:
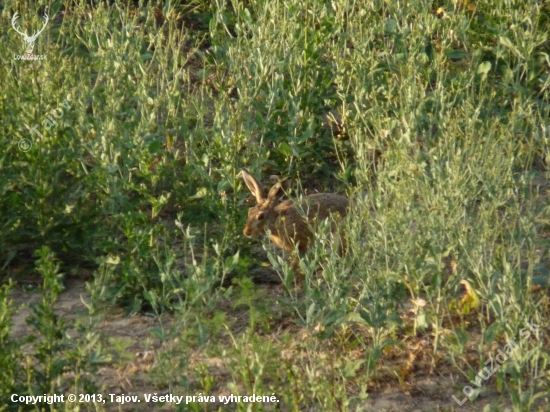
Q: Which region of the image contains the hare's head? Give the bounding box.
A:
[240,168,286,238]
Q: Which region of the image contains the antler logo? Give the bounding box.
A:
[11,12,49,55]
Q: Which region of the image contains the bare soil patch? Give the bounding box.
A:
[10,278,545,411]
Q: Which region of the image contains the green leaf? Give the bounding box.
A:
[106,255,121,265]
[279,142,291,157]
[444,49,468,59]
[140,52,153,61]
[307,302,316,319]
[217,180,231,193]
[343,359,365,378]
[189,187,210,199]
[143,290,153,303]
[416,311,428,330]
[148,140,161,154]
[477,61,492,75]
[499,36,524,59]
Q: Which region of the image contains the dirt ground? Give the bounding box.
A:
[9,277,544,412]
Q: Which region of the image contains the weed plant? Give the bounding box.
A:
[1,0,549,410]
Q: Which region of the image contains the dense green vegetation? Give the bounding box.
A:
[1,0,549,410]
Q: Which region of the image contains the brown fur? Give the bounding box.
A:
[241,168,349,254]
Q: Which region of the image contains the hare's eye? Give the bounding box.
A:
[257,211,265,221]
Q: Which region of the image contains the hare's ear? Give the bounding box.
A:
[241,168,264,204]
[266,179,286,202]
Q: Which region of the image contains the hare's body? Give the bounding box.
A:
[241,169,349,255]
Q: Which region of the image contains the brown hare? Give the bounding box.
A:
[240,168,349,258]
